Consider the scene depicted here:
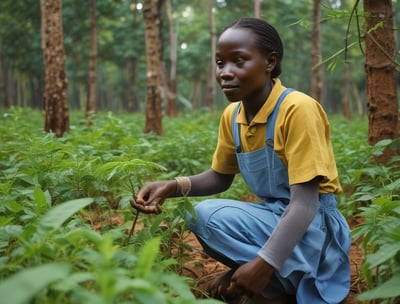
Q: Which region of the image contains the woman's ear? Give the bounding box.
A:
[265,52,278,73]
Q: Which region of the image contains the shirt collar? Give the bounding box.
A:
[236,78,286,125]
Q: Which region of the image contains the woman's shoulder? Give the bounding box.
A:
[220,102,241,120]
[284,90,317,105]
[282,90,325,115]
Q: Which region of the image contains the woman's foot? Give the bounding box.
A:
[206,269,236,301]
[206,270,297,304]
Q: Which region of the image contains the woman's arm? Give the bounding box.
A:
[132,169,235,213]
[189,169,235,195]
[227,177,321,296]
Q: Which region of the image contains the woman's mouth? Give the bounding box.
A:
[221,84,239,93]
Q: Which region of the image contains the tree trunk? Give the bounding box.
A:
[86,0,97,125]
[364,0,399,163]
[5,69,13,107]
[254,0,261,18]
[143,0,163,135]
[204,0,216,111]
[127,2,140,113]
[165,0,178,117]
[192,80,201,110]
[352,81,363,116]
[0,39,7,108]
[310,0,323,103]
[41,0,69,137]
[342,62,352,121]
[127,58,139,112]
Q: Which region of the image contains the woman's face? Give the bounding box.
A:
[215,27,274,104]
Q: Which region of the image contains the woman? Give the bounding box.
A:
[133,17,351,304]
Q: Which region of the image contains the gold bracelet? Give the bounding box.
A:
[174,176,191,196]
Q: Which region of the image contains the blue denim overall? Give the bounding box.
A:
[188,89,351,303]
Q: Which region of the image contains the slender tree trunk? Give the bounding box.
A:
[192,80,200,110]
[364,0,399,163]
[5,70,13,107]
[352,81,363,116]
[165,0,178,117]
[0,39,7,108]
[143,0,163,135]
[310,0,323,103]
[342,62,352,121]
[204,0,216,111]
[254,0,261,18]
[127,58,139,112]
[127,1,141,113]
[41,0,69,137]
[86,0,97,125]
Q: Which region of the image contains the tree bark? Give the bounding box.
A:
[165,0,178,117]
[143,0,163,135]
[204,0,216,111]
[41,0,69,137]
[364,0,399,163]
[127,58,139,112]
[342,62,352,121]
[192,80,201,110]
[0,39,8,108]
[86,0,97,125]
[254,0,261,18]
[310,0,323,103]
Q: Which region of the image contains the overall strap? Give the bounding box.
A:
[232,88,295,152]
[232,102,241,153]
[266,88,295,146]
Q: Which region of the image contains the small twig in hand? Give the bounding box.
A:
[126,199,140,246]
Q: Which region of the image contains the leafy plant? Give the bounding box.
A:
[352,197,400,303]
[0,108,225,303]
[2,108,400,303]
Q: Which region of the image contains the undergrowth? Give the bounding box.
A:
[0,107,399,303]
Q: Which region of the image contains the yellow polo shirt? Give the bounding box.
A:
[211,78,342,194]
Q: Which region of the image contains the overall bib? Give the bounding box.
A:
[187,89,351,303]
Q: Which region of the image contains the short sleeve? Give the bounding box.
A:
[274,92,341,192]
[211,103,240,174]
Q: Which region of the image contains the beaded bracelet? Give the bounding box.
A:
[174,176,191,196]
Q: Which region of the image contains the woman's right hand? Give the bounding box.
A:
[130,180,177,214]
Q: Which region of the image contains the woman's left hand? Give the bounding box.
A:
[226,256,274,298]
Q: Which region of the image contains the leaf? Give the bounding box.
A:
[196,300,225,304]
[135,237,161,278]
[39,198,94,230]
[160,273,195,300]
[33,187,49,215]
[52,272,95,292]
[357,194,375,201]
[0,263,71,304]
[65,227,103,245]
[366,242,400,269]
[358,275,400,300]
[367,21,385,34]
[0,225,23,239]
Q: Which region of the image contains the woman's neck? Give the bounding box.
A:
[242,81,274,123]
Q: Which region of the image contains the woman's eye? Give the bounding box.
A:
[216,60,224,68]
[235,57,245,64]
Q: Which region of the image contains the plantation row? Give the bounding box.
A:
[0,107,399,303]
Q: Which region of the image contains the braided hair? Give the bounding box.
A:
[221,17,283,78]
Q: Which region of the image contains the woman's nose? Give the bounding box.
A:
[220,65,234,79]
